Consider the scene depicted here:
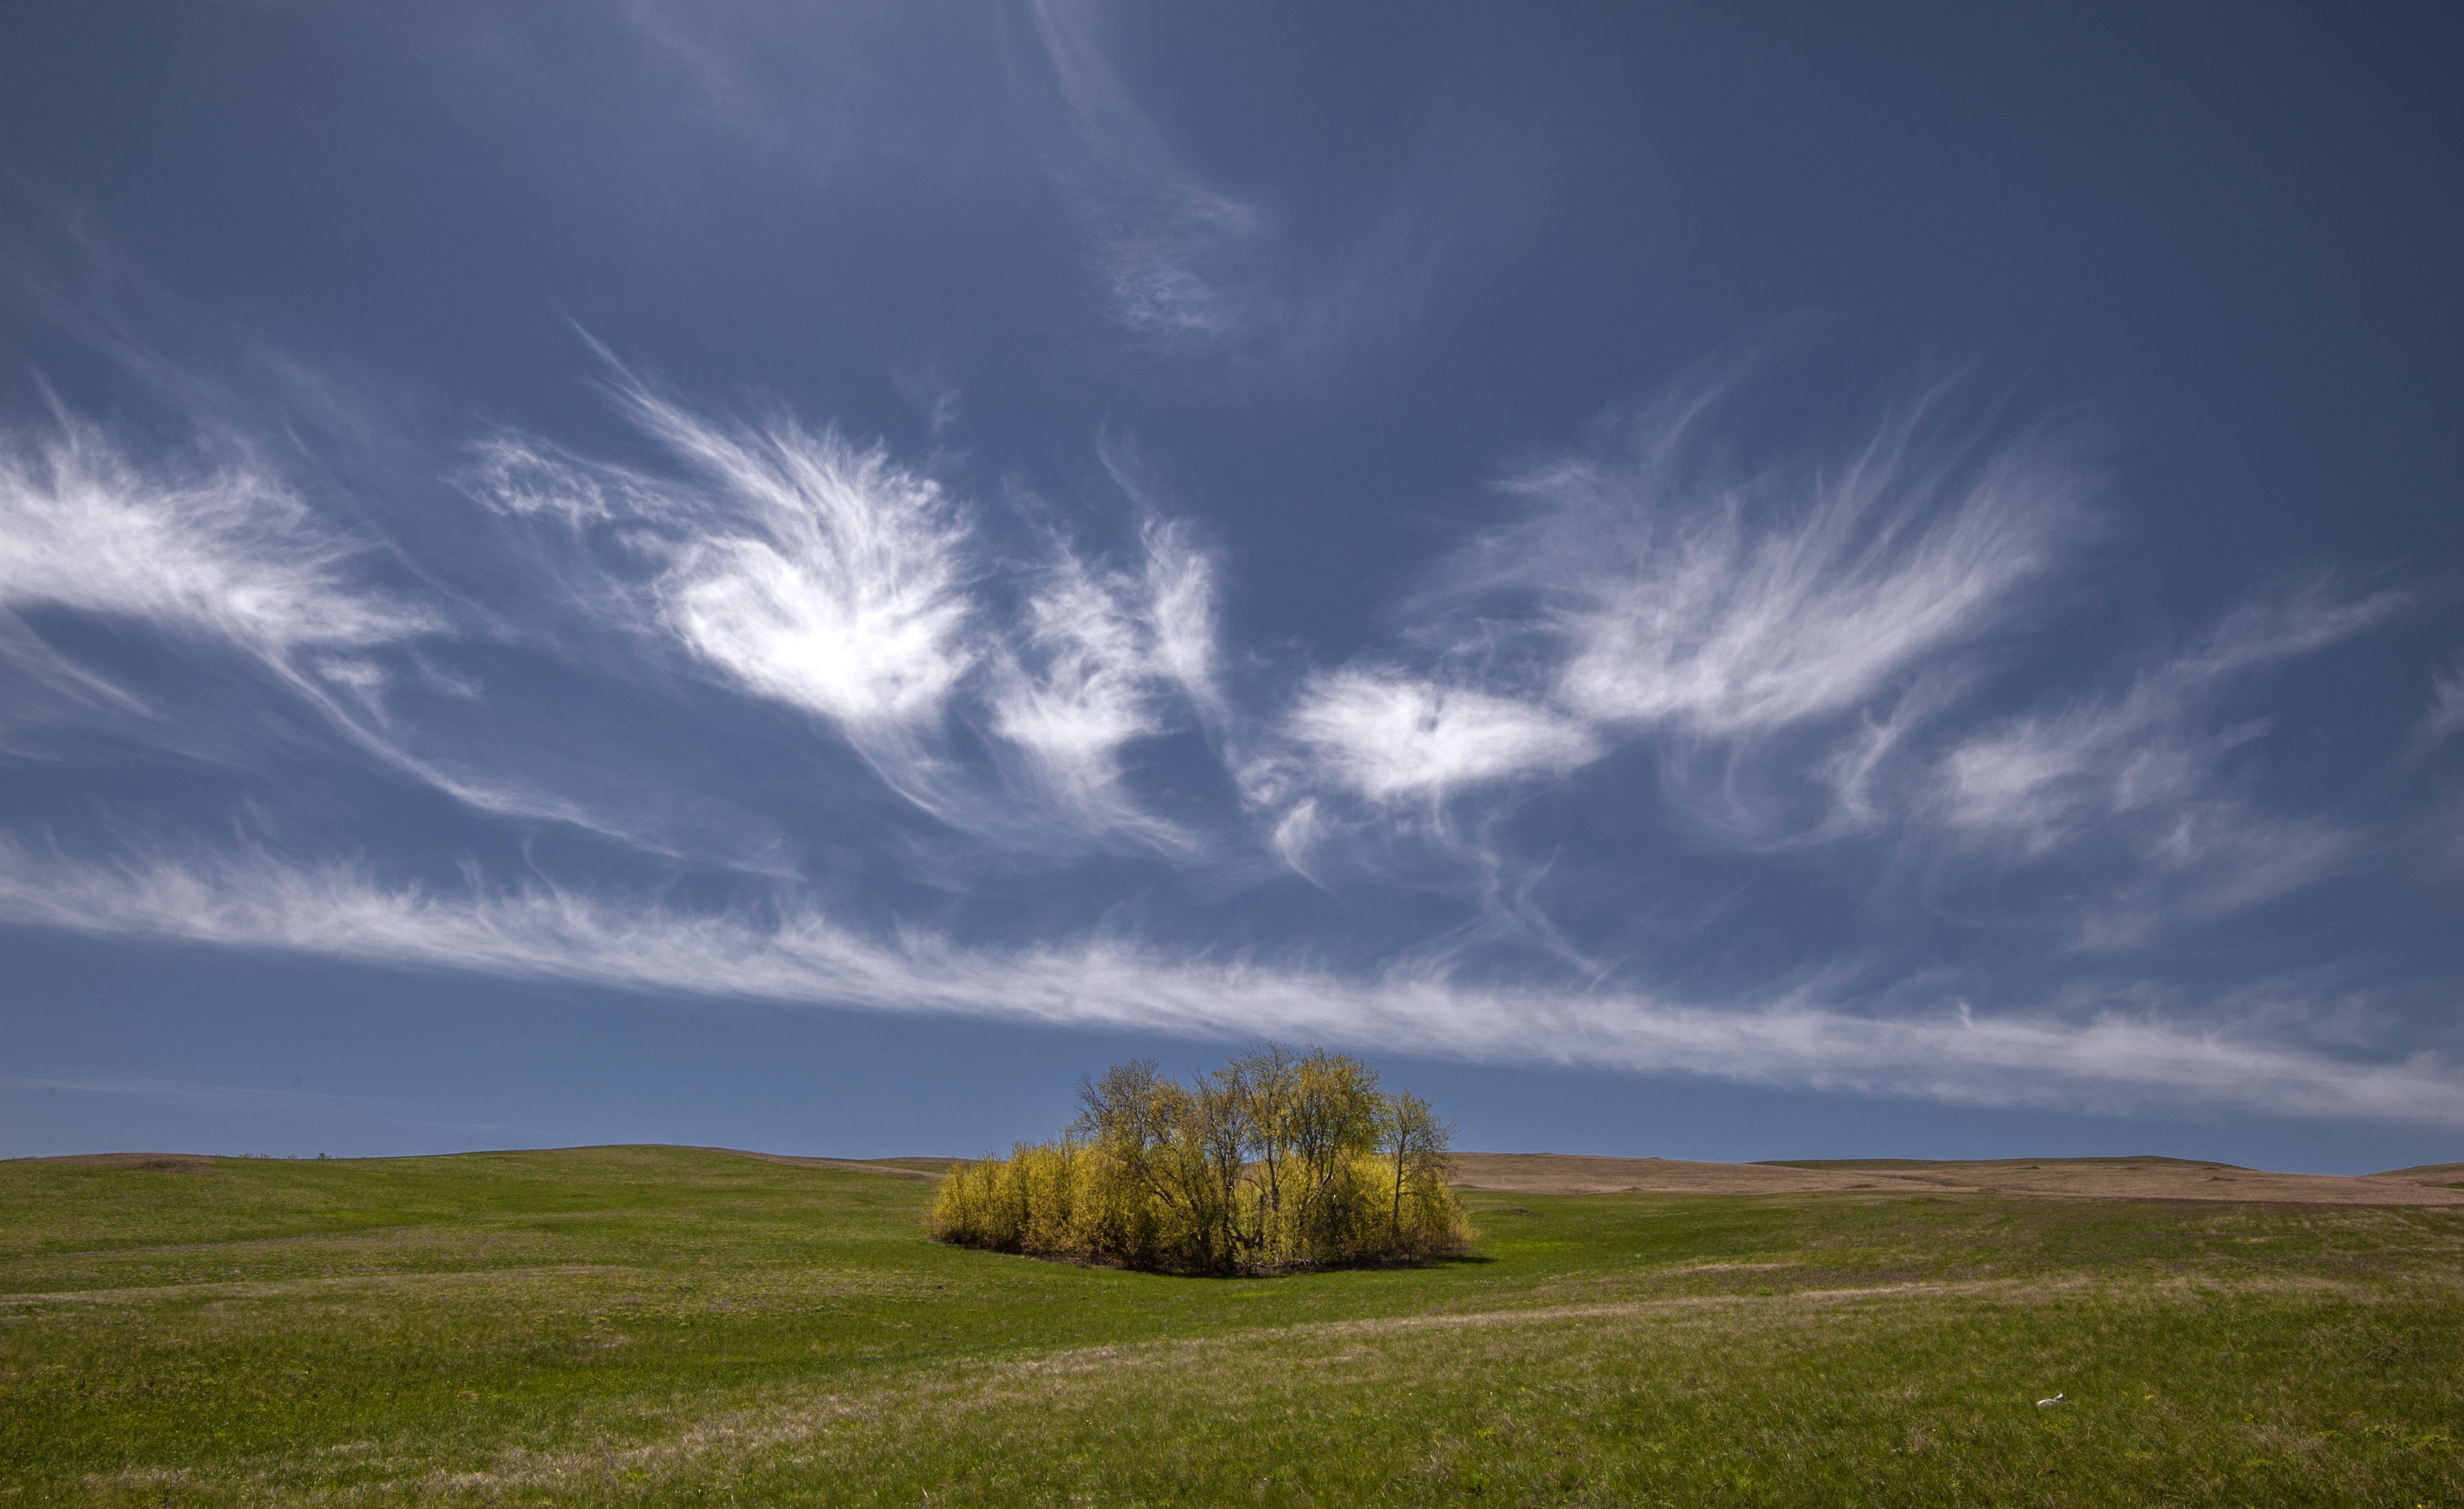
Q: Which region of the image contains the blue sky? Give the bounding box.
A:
[3,2,2460,1170]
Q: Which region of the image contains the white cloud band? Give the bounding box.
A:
[2,843,2452,1130]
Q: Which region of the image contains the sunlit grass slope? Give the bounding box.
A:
[4,1145,2459,1506]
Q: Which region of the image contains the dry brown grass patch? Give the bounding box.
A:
[1450,1151,2464,1205]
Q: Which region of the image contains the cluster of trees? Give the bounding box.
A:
[930,1046,1471,1275]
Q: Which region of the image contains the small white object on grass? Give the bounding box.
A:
[2036,1393,2066,1407]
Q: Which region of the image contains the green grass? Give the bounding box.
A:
[3,1146,2459,1506]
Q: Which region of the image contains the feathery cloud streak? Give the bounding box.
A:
[1288,670,1601,802]
[1257,395,2088,879]
[1945,579,2403,845]
[1023,0,1455,382]
[2417,653,2464,756]
[626,393,981,732]
[1029,0,1266,347]
[1244,387,2412,962]
[0,840,2452,1129]
[0,402,451,783]
[1931,578,2402,943]
[1464,398,2084,739]
[470,372,1222,849]
[0,412,424,691]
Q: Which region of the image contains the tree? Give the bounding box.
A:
[933,1045,1472,1274]
[1379,1090,1455,1251]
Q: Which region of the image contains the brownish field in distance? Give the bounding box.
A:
[691,1148,955,1179]
[33,1147,2458,1206]
[704,1148,2464,1206]
[1449,1151,2464,1204]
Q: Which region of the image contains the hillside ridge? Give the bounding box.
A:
[9,1144,2455,1205]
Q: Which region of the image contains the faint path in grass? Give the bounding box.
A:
[122,1273,2462,1505]
[233,1285,2044,1497]
[1,1262,651,1306]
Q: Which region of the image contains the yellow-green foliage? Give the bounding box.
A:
[930,1047,1472,1274]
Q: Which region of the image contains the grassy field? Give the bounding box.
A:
[3,1146,2459,1506]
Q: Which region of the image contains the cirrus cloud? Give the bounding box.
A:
[0,837,2453,1129]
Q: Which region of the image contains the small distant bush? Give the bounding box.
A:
[930,1046,1471,1275]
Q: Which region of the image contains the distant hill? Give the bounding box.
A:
[1447,1151,2464,1205]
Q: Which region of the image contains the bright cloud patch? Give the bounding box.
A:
[1288,670,1601,800]
[988,531,1214,829]
[0,416,419,656]
[630,398,978,730]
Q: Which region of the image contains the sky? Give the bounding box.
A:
[2,2,2461,1172]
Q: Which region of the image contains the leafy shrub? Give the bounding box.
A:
[931,1047,1470,1275]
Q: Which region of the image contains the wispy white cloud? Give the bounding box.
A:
[1255,384,2088,878]
[1799,670,1976,845]
[1457,394,2085,740]
[2415,652,2464,757]
[0,398,805,869]
[1222,385,2100,963]
[991,553,1160,763]
[0,409,424,674]
[1022,0,1455,381]
[0,839,2453,1129]
[614,0,1004,188]
[1136,513,1223,722]
[470,378,1225,852]
[617,0,1436,374]
[2072,809,2364,949]
[1258,388,2410,960]
[987,530,1209,841]
[622,389,981,733]
[1092,431,1227,728]
[1287,669,1601,802]
[1937,578,2400,933]
[1028,0,1273,347]
[0,405,504,812]
[467,385,988,827]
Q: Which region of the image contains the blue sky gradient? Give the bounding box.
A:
[2,2,2459,1169]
